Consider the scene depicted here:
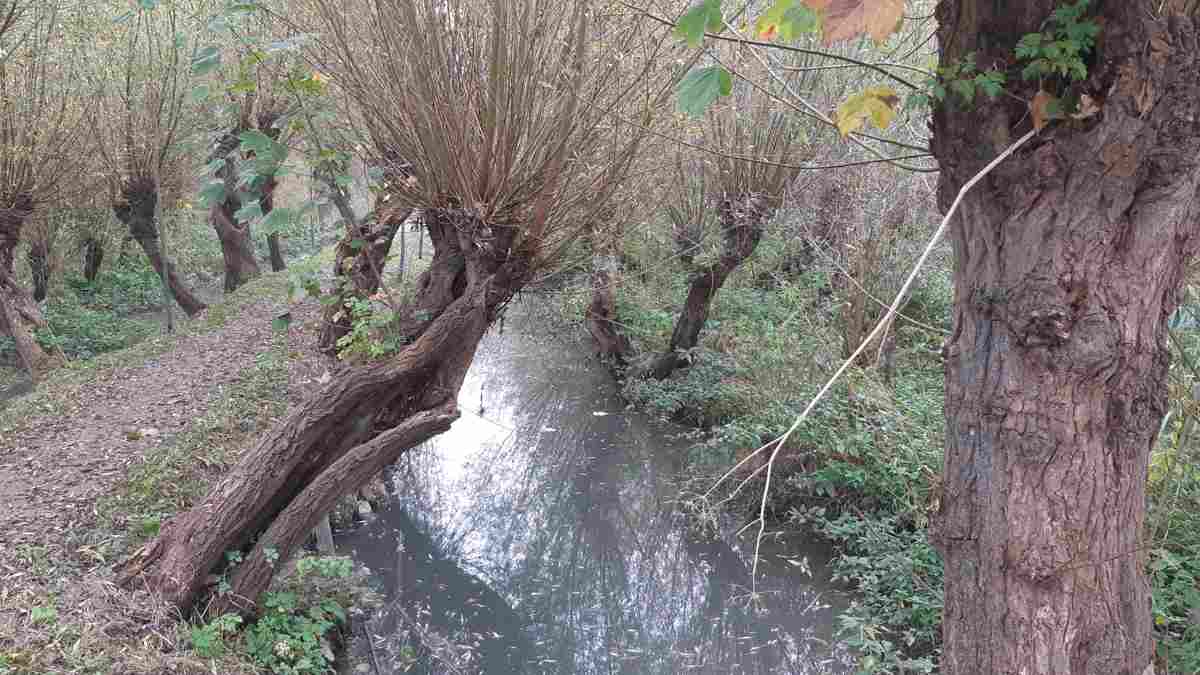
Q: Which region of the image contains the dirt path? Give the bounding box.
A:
[0,302,286,554]
[0,271,335,673]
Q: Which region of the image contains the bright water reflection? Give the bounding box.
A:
[339,300,854,674]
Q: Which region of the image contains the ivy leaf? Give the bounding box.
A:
[835,86,900,137]
[675,0,723,48]
[676,65,733,118]
[192,46,221,75]
[973,71,1006,99]
[802,0,904,45]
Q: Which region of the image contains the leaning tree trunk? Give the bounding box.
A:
[585,215,631,364]
[117,209,527,615]
[81,237,103,283]
[0,200,56,375]
[929,3,1200,673]
[114,177,207,318]
[25,239,48,302]
[649,193,769,379]
[317,204,413,355]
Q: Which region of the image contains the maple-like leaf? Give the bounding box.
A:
[835,86,900,136]
[802,0,904,45]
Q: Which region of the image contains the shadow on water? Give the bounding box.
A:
[339,299,854,674]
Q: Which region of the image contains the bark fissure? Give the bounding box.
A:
[930,3,1200,673]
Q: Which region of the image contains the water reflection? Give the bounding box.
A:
[339,301,853,674]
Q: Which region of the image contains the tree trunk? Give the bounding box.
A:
[930,3,1200,673]
[317,204,413,355]
[585,216,631,364]
[0,199,56,376]
[211,200,261,293]
[267,233,285,272]
[114,177,207,318]
[25,239,48,302]
[650,193,769,379]
[81,237,103,283]
[261,165,286,273]
[117,209,528,616]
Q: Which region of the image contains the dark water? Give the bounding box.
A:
[339,301,854,674]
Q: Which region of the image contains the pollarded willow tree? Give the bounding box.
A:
[0,1,88,375]
[649,81,807,379]
[118,0,679,615]
[94,0,208,317]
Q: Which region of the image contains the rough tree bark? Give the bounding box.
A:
[585,214,631,364]
[650,193,770,379]
[25,238,48,302]
[118,209,529,616]
[0,196,56,375]
[316,203,413,355]
[113,176,207,318]
[929,2,1200,673]
[81,237,103,283]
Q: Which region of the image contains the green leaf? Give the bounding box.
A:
[272,314,291,332]
[676,65,732,118]
[233,200,263,224]
[674,0,723,48]
[754,0,818,42]
[198,181,226,208]
[238,129,278,157]
[192,46,221,76]
[261,207,294,233]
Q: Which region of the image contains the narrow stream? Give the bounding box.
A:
[339,300,854,674]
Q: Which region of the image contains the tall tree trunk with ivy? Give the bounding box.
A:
[930,2,1200,672]
[209,127,262,294]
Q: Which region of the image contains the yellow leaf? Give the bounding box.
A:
[835,86,900,137]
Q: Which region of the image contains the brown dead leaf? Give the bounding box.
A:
[803,0,904,45]
[1031,90,1057,131]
